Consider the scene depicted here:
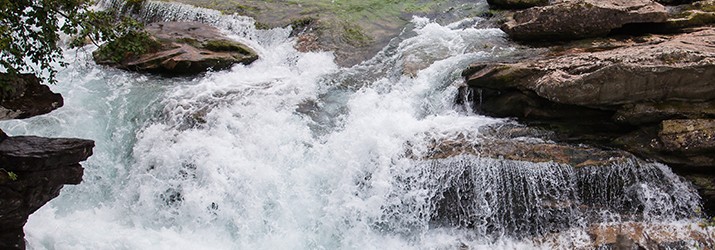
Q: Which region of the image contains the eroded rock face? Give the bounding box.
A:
[95,22,258,75]
[502,0,668,41]
[0,74,63,120]
[0,133,94,250]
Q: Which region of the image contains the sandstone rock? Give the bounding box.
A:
[486,0,549,9]
[0,135,94,250]
[465,28,715,107]
[502,0,668,41]
[0,74,63,120]
[94,22,258,75]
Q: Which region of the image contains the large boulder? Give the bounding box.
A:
[464,28,715,109]
[94,22,258,75]
[0,133,94,250]
[501,0,668,41]
[0,74,63,120]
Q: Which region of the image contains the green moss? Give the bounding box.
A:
[94,30,162,64]
[7,171,16,181]
[342,23,372,46]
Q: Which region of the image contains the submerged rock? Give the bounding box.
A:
[501,0,668,41]
[0,74,63,120]
[0,134,94,250]
[94,22,258,75]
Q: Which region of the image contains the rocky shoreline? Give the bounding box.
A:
[0,74,95,249]
[462,0,715,216]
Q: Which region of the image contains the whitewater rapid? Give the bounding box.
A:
[1,2,709,249]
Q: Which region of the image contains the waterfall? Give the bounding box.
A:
[1,1,710,249]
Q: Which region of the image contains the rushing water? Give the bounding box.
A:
[1,1,711,249]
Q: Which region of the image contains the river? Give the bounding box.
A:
[0,1,708,249]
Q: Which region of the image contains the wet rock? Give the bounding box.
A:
[423,131,701,237]
[425,134,633,168]
[0,74,63,120]
[501,0,668,41]
[587,222,715,249]
[0,135,94,250]
[614,101,715,126]
[681,174,715,214]
[486,0,549,9]
[94,22,258,75]
[617,119,715,169]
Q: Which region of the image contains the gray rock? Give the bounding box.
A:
[502,0,668,41]
[0,135,94,250]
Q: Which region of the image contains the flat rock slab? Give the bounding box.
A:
[502,0,668,41]
[0,136,94,172]
[465,28,715,107]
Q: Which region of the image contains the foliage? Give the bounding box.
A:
[93,29,160,64]
[7,171,16,181]
[0,0,145,84]
[0,168,17,181]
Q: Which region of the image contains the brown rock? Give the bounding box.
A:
[616,119,715,169]
[502,0,668,41]
[0,74,63,120]
[95,22,258,75]
[614,101,715,125]
[465,28,715,107]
